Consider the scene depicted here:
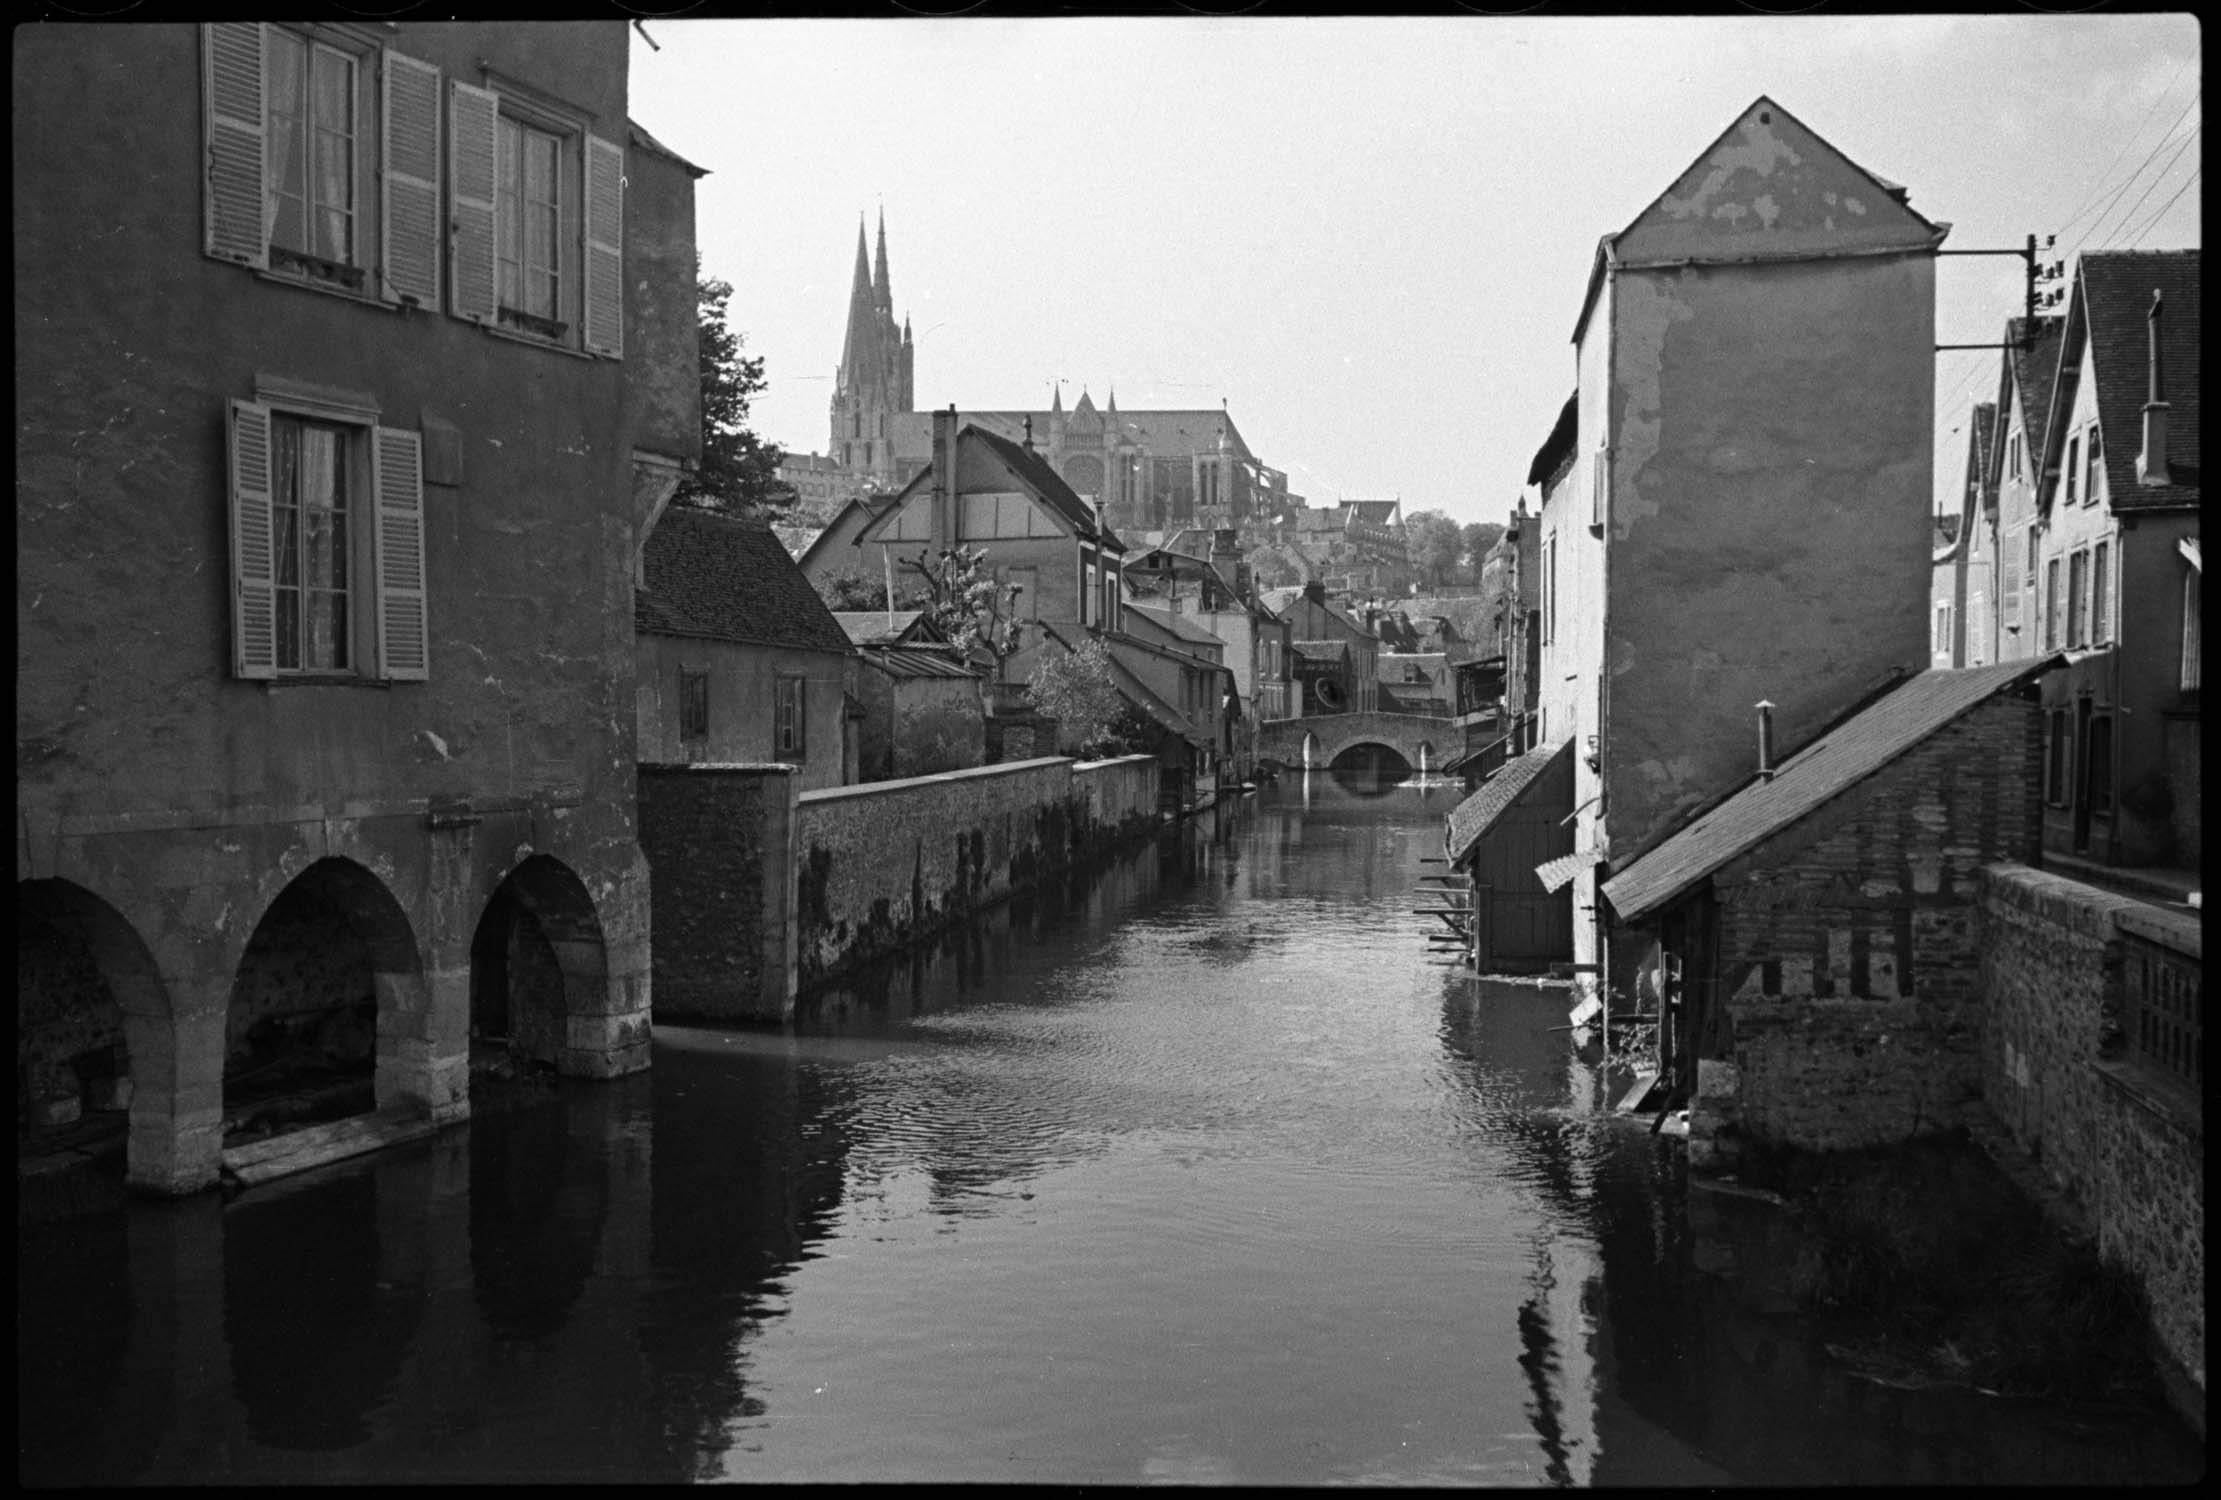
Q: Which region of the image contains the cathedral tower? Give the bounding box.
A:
[830,210,914,488]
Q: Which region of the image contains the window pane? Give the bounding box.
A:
[265,30,307,252]
[277,585,301,669]
[497,118,521,308]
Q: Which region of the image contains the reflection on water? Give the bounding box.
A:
[15,784,2203,1485]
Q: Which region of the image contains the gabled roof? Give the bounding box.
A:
[831,609,944,646]
[1446,739,1572,863]
[638,506,855,654]
[891,423,1128,552]
[1573,95,1947,346]
[1602,656,2061,922]
[627,119,709,177]
[2005,316,2066,468]
[2072,249,2200,512]
[1342,500,1402,527]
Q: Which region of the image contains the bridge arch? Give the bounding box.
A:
[1258,710,1458,779]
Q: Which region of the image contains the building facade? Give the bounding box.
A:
[16,21,698,1191]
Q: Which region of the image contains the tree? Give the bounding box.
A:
[1405,509,1465,588]
[1461,521,1506,578]
[902,544,1024,672]
[815,569,924,613]
[1025,635,1134,758]
[682,265,796,516]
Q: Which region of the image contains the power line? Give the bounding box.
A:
[2053,57,2194,235]
[2071,91,2201,255]
[2117,165,2202,249]
[2096,126,2201,250]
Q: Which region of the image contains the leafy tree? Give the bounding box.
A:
[816,569,925,614]
[1461,521,1506,577]
[1026,636,1135,758]
[1405,509,1465,588]
[902,544,1025,672]
[680,265,796,516]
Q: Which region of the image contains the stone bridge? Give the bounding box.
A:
[1256,711,1460,777]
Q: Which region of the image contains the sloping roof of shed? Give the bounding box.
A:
[1126,603,1224,649]
[832,609,937,646]
[1602,656,2061,921]
[1445,739,1572,864]
[861,645,978,680]
[637,505,854,654]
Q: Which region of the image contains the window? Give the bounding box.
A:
[1542,535,1556,647]
[2064,436,2079,504]
[447,80,623,355]
[2091,542,2111,646]
[228,397,426,681]
[2085,713,2114,815]
[496,115,561,328]
[2008,430,2022,481]
[1969,591,1986,666]
[2084,425,2102,506]
[679,668,708,740]
[1590,444,1608,532]
[2044,557,2062,650]
[2044,708,2070,806]
[1933,601,1953,660]
[775,675,806,758]
[202,24,441,308]
[2067,549,2088,649]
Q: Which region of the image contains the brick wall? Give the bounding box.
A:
[1712,696,2042,1151]
[636,764,797,1025]
[1978,863,2203,1402]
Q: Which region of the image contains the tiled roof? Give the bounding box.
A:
[1602,656,2061,922]
[1446,739,1572,863]
[627,119,709,177]
[637,505,855,655]
[1291,639,1350,663]
[2078,249,2200,511]
[2009,315,2065,469]
[1126,603,1224,649]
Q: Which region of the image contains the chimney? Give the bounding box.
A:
[2138,289,2171,487]
[1302,579,1326,606]
[931,404,957,554]
[1755,700,1777,781]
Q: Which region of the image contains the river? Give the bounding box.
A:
[16,776,2203,1484]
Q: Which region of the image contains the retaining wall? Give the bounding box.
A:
[640,755,1159,1023]
[1977,862,2203,1411]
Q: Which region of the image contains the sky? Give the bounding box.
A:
[628,11,2201,527]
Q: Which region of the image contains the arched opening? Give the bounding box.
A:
[471,855,609,1074]
[225,858,419,1144]
[1329,741,1413,796]
[18,880,163,1170]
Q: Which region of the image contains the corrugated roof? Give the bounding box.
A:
[637,505,855,655]
[860,645,978,680]
[1602,656,2061,921]
[1446,739,1572,864]
[2077,249,2199,511]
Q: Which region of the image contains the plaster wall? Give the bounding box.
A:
[1993,383,2046,658]
[1541,313,1610,965]
[1603,252,1935,860]
[635,636,851,792]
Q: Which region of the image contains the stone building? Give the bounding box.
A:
[1601,658,2058,1156]
[16,21,701,1192]
[1516,95,1949,994]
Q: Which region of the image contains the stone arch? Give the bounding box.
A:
[225,857,429,1138]
[472,854,610,1073]
[1329,740,1414,784]
[18,879,168,1156]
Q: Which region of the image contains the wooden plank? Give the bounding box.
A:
[223,1111,439,1186]
[1614,1071,1662,1114]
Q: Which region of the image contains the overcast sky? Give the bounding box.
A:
[628,11,2201,526]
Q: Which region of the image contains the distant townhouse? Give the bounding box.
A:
[1930,405,1995,670]
[2024,250,2201,870]
[1122,532,1296,752]
[16,21,700,1192]
[1278,581,1382,713]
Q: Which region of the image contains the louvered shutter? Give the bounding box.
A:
[228,400,278,679]
[380,50,442,308]
[203,23,268,269]
[583,133,624,357]
[447,81,498,324]
[373,426,430,680]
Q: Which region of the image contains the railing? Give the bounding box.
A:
[2121,929,2201,1095]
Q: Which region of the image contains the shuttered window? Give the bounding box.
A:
[447,80,500,324]
[583,133,624,357]
[227,399,428,682]
[379,50,442,307]
[775,676,807,758]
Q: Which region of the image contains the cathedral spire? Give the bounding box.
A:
[838,214,875,388]
[873,209,892,313]
[1052,383,1063,414]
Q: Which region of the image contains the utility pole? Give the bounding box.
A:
[1935,233,2067,351]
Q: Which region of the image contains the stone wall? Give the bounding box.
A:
[636,764,797,1026]
[1072,755,1162,853]
[1711,696,2042,1153]
[1977,863,2204,1403]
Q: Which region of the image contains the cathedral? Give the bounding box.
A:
[812,215,1304,541]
